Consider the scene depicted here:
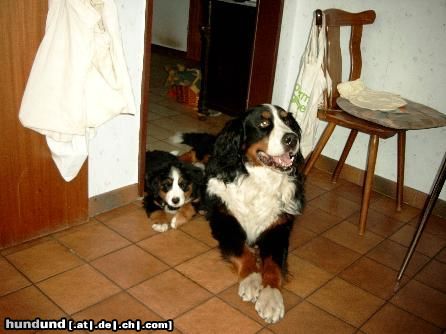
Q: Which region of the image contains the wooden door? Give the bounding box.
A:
[186,0,202,61]
[0,0,88,248]
[248,0,284,107]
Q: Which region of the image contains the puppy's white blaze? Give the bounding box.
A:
[207,166,301,244]
[265,104,296,156]
[166,167,185,208]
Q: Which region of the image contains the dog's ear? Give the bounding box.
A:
[181,163,205,185]
[180,163,205,200]
[207,118,246,182]
[145,174,161,197]
[215,119,243,157]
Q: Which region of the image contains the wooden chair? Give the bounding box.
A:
[303,9,406,235]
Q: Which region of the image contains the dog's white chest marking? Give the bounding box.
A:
[207,166,300,243]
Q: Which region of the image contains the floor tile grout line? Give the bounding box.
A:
[70,289,171,326]
[294,214,446,323]
[387,228,446,258]
[296,210,446,327]
[132,242,175,268]
[135,231,213,266]
[386,296,445,330]
[213,293,269,329]
[93,204,141,224]
[169,293,216,323]
[177,222,218,248]
[2,224,176,300]
[87,249,172,292]
[3,236,87,284]
[301,298,364,331]
[36,262,123,316]
[305,171,428,229]
[292,214,414,302]
[53,225,133,264]
[359,298,443,332]
[297,201,434,280]
[69,289,122,318]
[3,206,443,327]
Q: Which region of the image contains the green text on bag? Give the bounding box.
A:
[291,84,310,113]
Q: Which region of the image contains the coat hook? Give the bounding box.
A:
[315,9,323,26]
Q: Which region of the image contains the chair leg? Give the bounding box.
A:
[304,122,336,176]
[331,129,358,183]
[359,135,379,236]
[396,153,446,284]
[396,131,406,212]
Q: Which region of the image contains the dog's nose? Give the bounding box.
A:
[172,197,180,204]
[282,133,298,149]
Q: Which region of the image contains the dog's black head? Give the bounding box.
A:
[207,104,304,183]
[145,150,203,213]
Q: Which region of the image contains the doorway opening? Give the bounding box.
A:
[138,0,284,193]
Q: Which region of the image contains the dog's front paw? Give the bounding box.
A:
[152,223,169,232]
[170,214,187,229]
[255,286,284,324]
[238,272,262,303]
[170,216,179,229]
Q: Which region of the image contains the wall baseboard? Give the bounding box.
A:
[88,183,140,217]
[314,155,446,219]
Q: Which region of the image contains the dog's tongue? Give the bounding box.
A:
[272,153,293,167]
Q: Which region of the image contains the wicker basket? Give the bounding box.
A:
[172,85,199,109]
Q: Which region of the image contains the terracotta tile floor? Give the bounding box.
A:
[1,50,446,333]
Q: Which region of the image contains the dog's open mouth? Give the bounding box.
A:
[257,151,295,172]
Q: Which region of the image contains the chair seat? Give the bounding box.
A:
[317,108,399,139]
[337,97,446,130]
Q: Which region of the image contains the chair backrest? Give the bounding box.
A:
[316,9,376,109]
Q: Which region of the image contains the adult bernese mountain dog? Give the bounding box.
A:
[144,150,204,232]
[204,104,305,323]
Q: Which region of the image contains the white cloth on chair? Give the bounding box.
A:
[19,0,135,181]
[338,79,406,111]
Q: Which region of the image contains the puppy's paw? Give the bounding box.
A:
[238,272,262,303]
[170,214,187,229]
[170,216,178,229]
[255,286,284,324]
[152,223,169,233]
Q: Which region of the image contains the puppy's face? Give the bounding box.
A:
[244,105,301,172]
[157,166,193,212]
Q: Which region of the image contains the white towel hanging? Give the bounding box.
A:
[19,0,135,181]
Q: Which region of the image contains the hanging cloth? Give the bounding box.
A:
[19,0,136,181]
[288,12,331,158]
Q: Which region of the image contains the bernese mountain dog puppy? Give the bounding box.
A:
[144,150,204,232]
[204,104,305,323]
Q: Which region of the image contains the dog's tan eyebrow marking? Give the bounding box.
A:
[279,110,288,118]
[261,111,272,119]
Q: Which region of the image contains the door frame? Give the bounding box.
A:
[138,0,154,196]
